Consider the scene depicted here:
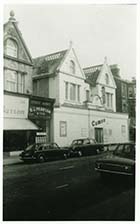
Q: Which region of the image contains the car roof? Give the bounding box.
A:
[72,138,95,141]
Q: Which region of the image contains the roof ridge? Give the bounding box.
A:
[83,64,103,70]
[33,49,68,60]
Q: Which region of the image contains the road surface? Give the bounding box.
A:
[3,154,135,221]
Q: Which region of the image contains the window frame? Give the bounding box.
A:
[60,121,67,137]
[70,60,76,74]
[5,38,18,58]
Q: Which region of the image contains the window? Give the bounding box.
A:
[70,60,75,74]
[4,69,25,93]
[5,39,18,58]
[5,69,17,92]
[60,121,67,137]
[64,82,80,102]
[86,90,90,101]
[121,125,126,136]
[77,85,80,102]
[122,83,127,97]
[70,83,76,101]
[106,93,110,107]
[106,92,113,109]
[105,73,109,85]
[65,82,68,100]
[18,73,25,93]
[101,86,105,103]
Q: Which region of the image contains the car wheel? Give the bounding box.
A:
[38,154,46,163]
[63,153,67,159]
[78,151,82,157]
[96,149,100,154]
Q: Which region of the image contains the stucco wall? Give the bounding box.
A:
[53,106,129,146]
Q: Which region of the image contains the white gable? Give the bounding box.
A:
[97,62,116,88]
[58,47,85,80]
[4,21,33,64]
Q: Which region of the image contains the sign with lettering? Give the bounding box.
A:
[29,98,53,120]
[91,119,106,127]
[4,94,29,119]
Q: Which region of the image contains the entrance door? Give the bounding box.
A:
[95,128,104,143]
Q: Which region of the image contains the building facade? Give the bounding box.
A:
[3,12,55,153]
[33,44,129,146]
[111,65,136,141]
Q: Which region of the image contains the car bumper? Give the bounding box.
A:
[20,156,36,161]
[95,168,134,176]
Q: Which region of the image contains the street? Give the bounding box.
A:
[3,154,135,221]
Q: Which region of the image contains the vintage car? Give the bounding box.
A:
[95,142,135,177]
[69,137,104,157]
[19,143,70,163]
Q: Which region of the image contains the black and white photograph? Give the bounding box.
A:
[1,0,139,222]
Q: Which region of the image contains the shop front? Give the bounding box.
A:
[28,95,55,144]
[3,93,39,153]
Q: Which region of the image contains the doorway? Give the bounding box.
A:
[95,128,104,143]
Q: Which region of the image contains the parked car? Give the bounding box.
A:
[69,137,104,157]
[95,142,135,178]
[19,143,70,163]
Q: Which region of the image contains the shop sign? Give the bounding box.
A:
[91,119,106,127]
[4,95,29,119]
[29,98,52,120]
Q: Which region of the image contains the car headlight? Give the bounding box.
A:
[96,163,101,169]
[124,165,131,171]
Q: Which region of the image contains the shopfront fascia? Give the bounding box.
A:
[28,95,55,144]
[3,92,39,152]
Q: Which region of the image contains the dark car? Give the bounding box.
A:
[95,142,135,177]
[69,138,104,157]
[19,143,70,163]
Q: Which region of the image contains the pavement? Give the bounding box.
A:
[3,155,22,166]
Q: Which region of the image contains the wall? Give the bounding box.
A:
[53,106,129,146]
[49,75,60,106]
[33,78,49,97]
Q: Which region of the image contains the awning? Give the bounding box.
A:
[4,118,39,130]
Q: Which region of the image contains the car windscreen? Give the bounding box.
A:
[25,144,34,151]
[113,144,135,159]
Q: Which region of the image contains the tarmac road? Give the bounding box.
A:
[3,154,135,221]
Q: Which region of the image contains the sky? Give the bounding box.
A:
[4,3,137,80]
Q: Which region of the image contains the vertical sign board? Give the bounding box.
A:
[28,98,53,120]
[28,97,53,143]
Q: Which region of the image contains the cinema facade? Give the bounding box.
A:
[33,45,129,147]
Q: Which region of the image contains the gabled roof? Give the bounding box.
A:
[83,65,103,86]
[4,21,33,64]
[33,50,68,75]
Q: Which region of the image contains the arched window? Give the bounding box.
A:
[5,38,18,58]
[70,60,75,74]
[105,73,109,85]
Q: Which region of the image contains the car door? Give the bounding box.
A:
[83,139,91,155]
[49,143,60,159]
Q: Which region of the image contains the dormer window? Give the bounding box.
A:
[105,73,109,85]
[5,38,18,58]
[70,60,75,74]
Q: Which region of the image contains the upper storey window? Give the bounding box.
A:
[5,38,18,58]
[105,73,109,85]
[70,60,75,74]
